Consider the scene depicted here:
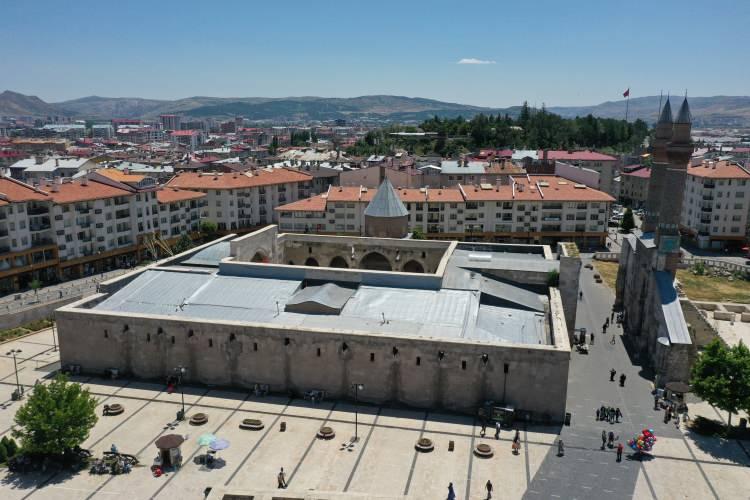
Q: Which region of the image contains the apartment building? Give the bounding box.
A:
[541,151,619,195]
[170,130,204,151]
[0,175,204,292]
[680,160,750,249]
[167,168,313,232]
[277,175,614,246]
[619,167,651,207]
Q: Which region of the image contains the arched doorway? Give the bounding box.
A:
[304,257,319,267]
[402,260,424,273]
[329,256,349,268]
[360,252,392,271]
[251,251,268,263]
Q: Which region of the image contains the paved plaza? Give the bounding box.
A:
[0,260,749,499]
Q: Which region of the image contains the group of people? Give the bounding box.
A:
[479,420,523,455]
[609,368,627,386]
[596,405,622,423]
[447,480,494,500]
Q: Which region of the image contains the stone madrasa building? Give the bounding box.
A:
[615,97,697,385]
[57,179,580,422]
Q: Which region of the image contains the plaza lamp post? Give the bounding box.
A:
[175,366,187,421]
[7,349,23,400]
[51,320,57,352]
[351,383,365,442]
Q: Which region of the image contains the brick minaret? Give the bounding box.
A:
[643,99,673,233]
[656,97,692,274]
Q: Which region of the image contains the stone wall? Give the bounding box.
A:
[56,299,571,422]
[0,296,80,330]
[557,242,582,336]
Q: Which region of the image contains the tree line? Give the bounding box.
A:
[346,102,650,157]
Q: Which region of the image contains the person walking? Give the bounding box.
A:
[608,431,615,448]
[480,419,487,438]
[616,442,624,462]
[596,408,600,421]
[485,479,493,499]
[601,430,607,450]
[602,323,607,334]
[579,291,583,300]
[609,407,615,424]
[447,482,456,500]
[619,373,626,387]
[514,429,520,444]
[610,369,616,382]
[494,421,501,440]
[611,311,615,322]
[558,439,565,456]
[277,467,287,489]
[615,408,622,423]
[610,334,616,345]
[590,331,595,345]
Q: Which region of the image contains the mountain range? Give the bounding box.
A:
[2,90,749,127]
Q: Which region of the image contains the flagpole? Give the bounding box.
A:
[625,89,630,122]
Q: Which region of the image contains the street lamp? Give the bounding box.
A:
[7,349,23,400]
[51,320,57,352]
[351,383,365,442]
[175,366,187,421]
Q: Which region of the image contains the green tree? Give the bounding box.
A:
[547,269,560,287]
[13,374,98,457]
[2,436,18,457]
[200,220,218,239]
[29,278,42,296]
[172,234,194,254]
[620,208,636,233]
[269,136,279,155]
[411,227,426,240]
[690,339,750,431]
[0,441,7,463]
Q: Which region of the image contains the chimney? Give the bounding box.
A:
[124,167,129,175]
[35,156,44,165]
[55,176,62,185]
[543,150,548,161]
[50,183,59,192]
[81,175,88,186]
[55,159,59,167]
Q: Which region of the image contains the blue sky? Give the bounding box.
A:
[1,0,748,107]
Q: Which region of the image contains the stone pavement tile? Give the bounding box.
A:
[0,358,19,380]
[701,462,750,500]
[376,408,425,430]
[651,436,691,460]
[113,381,164,400]
[469,439,528,500]
[423,412,473,435]
[524,425,560,445]
[239,395,290,415]
[198,389,249,410]
[80,378,129,397]
[97,407,235,500]
[227,413,326,492]
[284,420,360,492]
[406,431,471,499]
[284,399,335,419]
[632,467,657,500]
[0,470,65,500]
[153,384,210,406]
[328,402,380,425]
[683,430,750,466]
[346,425,419,497]
[82,397,151,449]
[525,443,552,487]
[643,455,715,500]
[159,408,278,498]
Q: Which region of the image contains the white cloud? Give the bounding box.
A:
[457,58,496,65]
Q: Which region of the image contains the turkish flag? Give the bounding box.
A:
[623,88,630,98]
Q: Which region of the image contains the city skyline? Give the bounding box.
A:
[2,0,748,107]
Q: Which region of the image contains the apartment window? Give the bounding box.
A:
[737,192,745,198]
[734,203,743,210]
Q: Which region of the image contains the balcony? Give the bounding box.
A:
[27,205,49,215]
[115,210,130,220]
[0,212,6,220]
[704,182,716,189]
[700,206,713,213]
[427,225,442,233]
[702,195,714,201]
[427,215,441,223]
[76,207,91,214]
[30,237,54,246]
[0,229,8,237]
[541,225,561,232]
[542,216,561,222]
[30,223,51,232]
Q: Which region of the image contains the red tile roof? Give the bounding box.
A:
[171,130,200,137]
[167,168,312,190]
[461,175,615,202]
[688,161,750,179]
[48,179,134,204]
[622,167,651,179]
[275,194,328,212]
[541,150,618,161]
[156,187,206,204]
[0,177,50,203]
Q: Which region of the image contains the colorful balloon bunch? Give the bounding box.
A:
[628,428,656,453]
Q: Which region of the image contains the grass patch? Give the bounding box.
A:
[675,269,750,303]
[0,318,54,343]
[593,261,619,290]
[593,260,750,302]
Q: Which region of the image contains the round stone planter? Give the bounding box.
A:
[414,437,434,452]
[189,413,208,426]
[317,426,335,440]
[474,443,493,458]
[105,403,124,416]
[239,418,264,431]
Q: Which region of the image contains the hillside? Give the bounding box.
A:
[0,90,70,118]
[2,90,750,126]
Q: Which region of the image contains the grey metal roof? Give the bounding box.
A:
[91,268,548,345]
[285,283,355,314]
[658,98,673,124]
[655,271,691,345]
[447,249,557,274]
[439,161,488,175]
[364,178,408,217]
[480,278,546,312]
[181,242,231,267]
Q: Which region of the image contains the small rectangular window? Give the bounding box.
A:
[416,356,421,366]
[461,360,467,370]
[209,338,213,347]
[253,342,258,351]
[370,353,375,362]
[317,347,321,357]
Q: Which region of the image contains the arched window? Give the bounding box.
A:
[329,256,349,268]
[360,252,391,271]
[251,251,268,263]
[402,260,424,273]
[304,257,319,267]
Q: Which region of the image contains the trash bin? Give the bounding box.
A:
[564,412,572,426]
